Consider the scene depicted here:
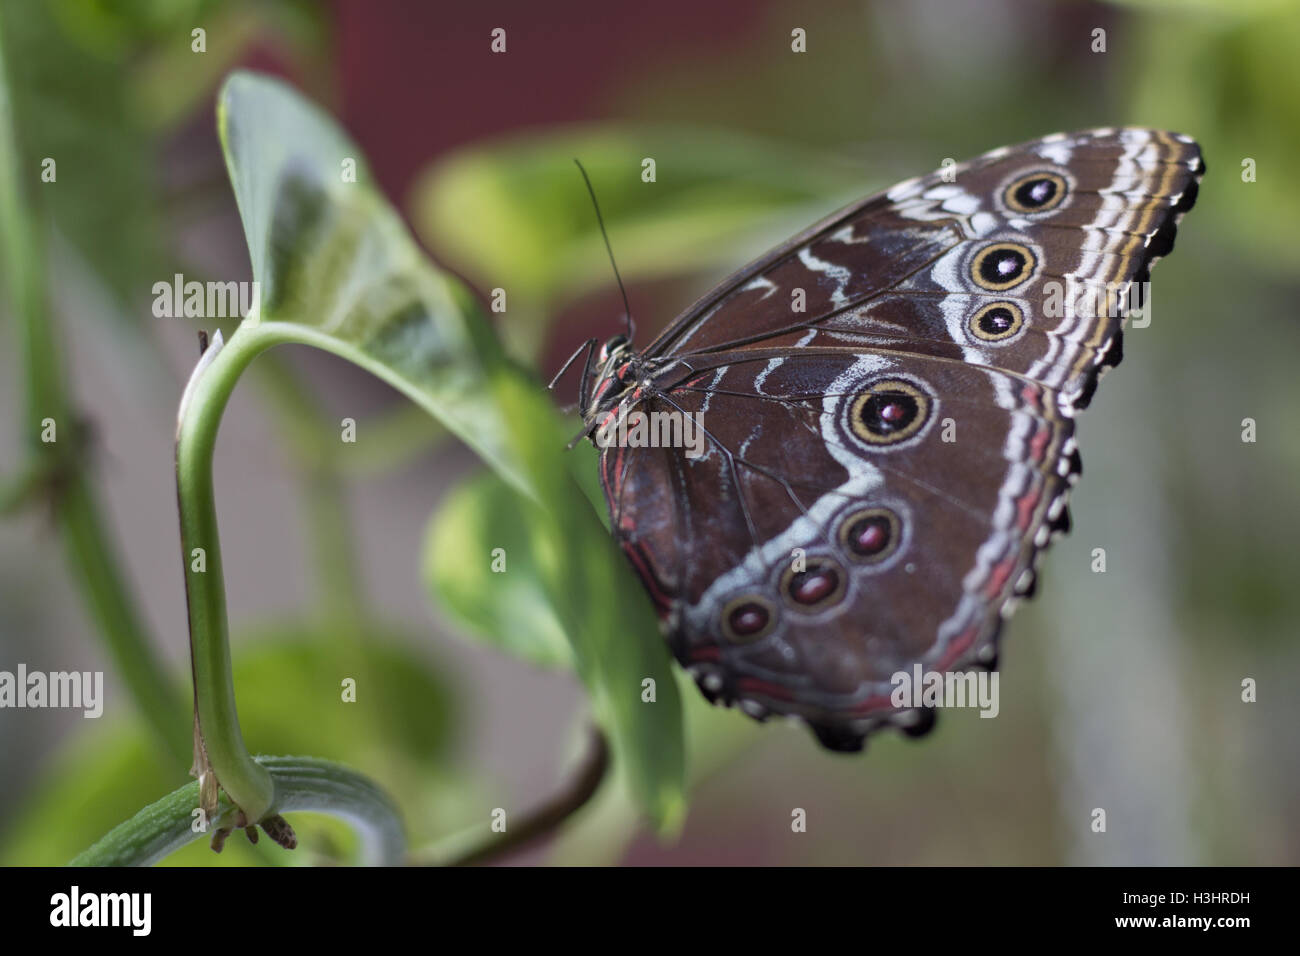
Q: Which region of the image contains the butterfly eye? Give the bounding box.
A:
[780,558,847,611]
[721,595,778,643]
[849,378,931,445]
[598,333,628,364]
[968,301,1025,343]
[971,242,1037,291]
[1003,171,1068,213]
[838,507,902,564]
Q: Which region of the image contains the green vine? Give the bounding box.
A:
[71,755,404,867]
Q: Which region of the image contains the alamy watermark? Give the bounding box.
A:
[50,886,150,935]
[593,409,706,458]
[152,274,258,319]
[1042,278,1153,327]
[891,664,999,718]
[0,664,103,718]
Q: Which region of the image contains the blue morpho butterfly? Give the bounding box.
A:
[552,130,1202,751]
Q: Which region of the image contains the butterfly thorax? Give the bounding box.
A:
[580,333,648,436]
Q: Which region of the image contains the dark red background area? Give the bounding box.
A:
[334,0,760,205]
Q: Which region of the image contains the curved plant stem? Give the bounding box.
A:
[175,320,291,823]
[416,724,611,867]
[71,755,405,867]
[0,11,188,765]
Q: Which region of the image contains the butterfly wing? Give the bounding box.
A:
[646,127,1201,407]
[603,347,1074,748]
[602,128,1203,750]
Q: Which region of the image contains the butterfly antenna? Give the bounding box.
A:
[574,158,634,342]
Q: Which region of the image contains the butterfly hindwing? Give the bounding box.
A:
[603,347,1072,746]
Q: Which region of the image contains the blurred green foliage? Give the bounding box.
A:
[2,0,323,327]
[1126,0,1300,275]
[1,629,460,866]
[2,0,163,327]
[411,126,863,359]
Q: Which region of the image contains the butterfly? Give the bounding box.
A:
[566,128,1203,752]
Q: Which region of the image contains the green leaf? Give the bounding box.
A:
[420,383,686,832]
[424,473,572,669]
[424,434,685,832]
[217,70,528,493]
[216,70,684,830]
[483,372,686,833]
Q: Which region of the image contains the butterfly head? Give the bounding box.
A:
[597,333,630,366]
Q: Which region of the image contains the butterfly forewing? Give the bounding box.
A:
[647,128,1201,404]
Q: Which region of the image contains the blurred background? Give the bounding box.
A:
[0,0,1297,865]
